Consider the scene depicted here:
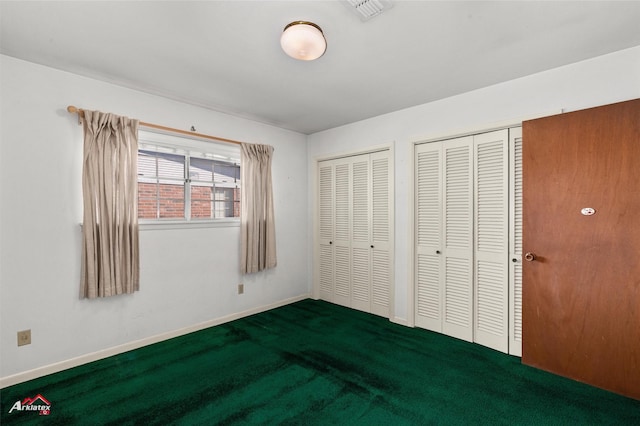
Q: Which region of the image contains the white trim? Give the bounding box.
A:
[139,218,240,231]
[81,219,241,231]
[312,158,320,300]
[406,140,416,327]
[386,142,396,322]
[390,316,410,327]
[410,110,562,146]
[0,294,310,389]
[313,142,391,163]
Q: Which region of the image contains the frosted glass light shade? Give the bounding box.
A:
[280,21,326,61]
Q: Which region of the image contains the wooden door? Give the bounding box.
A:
[522,99,640,400]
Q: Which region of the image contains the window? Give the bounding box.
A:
[137,130,240,223]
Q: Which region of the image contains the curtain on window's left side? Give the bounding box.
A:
[81,110,140,298]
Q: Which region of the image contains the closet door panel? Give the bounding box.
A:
[509,127,523,356]
[318,161,334,301]
[351,156,371,312]
[351,247,370,310]
[415,143,443,331]
[333,160,351,307]
[474,130,509,352]
[371,151,391,317]
[443,256,472,340]
[442,138,474,342]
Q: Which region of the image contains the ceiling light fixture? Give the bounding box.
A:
[280,21,326,61]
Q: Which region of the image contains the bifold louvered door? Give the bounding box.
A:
[415,128,520,354]
[317,150,391,317]
[318,161,334,302]
[508,128,523,356]
[351,155,372,312]
[333,160,352,307]
[370,151,392,316]
[414,141,443,332]
[473,130,509,353]
[318,159,350,306]
[415,136,474,342]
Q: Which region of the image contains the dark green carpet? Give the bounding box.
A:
[2,299,639,425]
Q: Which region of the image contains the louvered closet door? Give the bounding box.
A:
[415,129,517,353]
[508,127,523,356]
[415,142,443,331]
[370,151,391,317]
[333,159,351,307]
[473,129,509,352]
[442,137,474,342]
[351,155,371,313]
[318,161,334,301]
[317,150,393,317]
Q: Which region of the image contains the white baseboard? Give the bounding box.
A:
[390,316,410,327]
[311,297,409,328]
[0,294,310,389]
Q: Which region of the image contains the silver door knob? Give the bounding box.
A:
[524,252,536,262]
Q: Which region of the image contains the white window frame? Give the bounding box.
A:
[137,129,241,230]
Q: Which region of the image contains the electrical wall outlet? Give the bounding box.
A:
[17,329,31,346]
[238,284,244,294]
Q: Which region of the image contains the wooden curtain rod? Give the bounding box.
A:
[67,105,244,146]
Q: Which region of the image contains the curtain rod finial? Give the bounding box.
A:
[67,105,84,124]
[67,105,83,124]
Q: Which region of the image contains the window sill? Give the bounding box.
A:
[139,219,240,231]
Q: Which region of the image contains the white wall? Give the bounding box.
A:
[0,56,309,382]
[307,46,640,324]
[2,45,639,384]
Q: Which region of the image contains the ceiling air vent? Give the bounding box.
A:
[343,0,394,22]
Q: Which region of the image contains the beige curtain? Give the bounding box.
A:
[240,143,277,274]
[81,110,140,298]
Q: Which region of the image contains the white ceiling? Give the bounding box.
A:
[2,1,640,134]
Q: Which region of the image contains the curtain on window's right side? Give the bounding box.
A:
[240,143,277,274]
